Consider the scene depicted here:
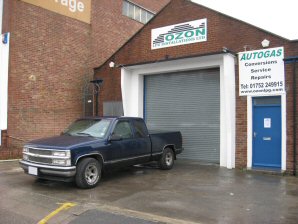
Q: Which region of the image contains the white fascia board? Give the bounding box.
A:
[247,96,253,168]
[222,54,236,169]
[281,94,287,171]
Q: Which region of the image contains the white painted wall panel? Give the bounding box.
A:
[0,33,10,144]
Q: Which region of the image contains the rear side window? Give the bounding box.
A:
[113,121,133,139]
[133,119,148,138]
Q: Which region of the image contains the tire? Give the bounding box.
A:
[75,158,101,189]
[158,148,174,170]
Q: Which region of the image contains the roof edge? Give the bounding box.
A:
[122,51,235,68]
[290,39,298,42]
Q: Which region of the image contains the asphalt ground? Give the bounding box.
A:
[0,159,298,224]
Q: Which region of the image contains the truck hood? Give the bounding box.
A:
[26,135,104,150]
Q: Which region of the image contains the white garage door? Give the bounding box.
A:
[144,68,220,163]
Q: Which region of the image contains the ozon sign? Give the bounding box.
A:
[151,19,207,50]
[21,0,91,23]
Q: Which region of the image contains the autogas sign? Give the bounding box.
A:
[238,47,285,96]
[151,19,207,50]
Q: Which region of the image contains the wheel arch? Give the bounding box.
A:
[163,144,176,159]
[75,153,104,168]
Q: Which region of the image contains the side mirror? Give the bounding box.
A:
[108,134,122,142]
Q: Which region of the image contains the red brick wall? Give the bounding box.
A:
[132,0,170,12]
[282,41,298,173]
[284,45,298,173]
[90,0,142,69]
[0,130,7,148]
[3,0,168,150]
[7,0,91,147]
[89,0,169,68]
[1,0,11,33]
[94,0,298,173]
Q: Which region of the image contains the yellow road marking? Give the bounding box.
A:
[38,202,77,224]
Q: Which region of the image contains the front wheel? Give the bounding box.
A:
[75,158,101,189]
[158,148,174,170]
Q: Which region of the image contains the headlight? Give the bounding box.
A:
[23,147,29,153]
[52,150,70,158]
[52,159,71,166]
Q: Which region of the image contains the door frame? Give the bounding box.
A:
[252,97,281,168]
[247,94,287,170]
[121,53,236,169]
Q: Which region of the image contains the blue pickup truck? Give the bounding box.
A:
[19,117,183,188]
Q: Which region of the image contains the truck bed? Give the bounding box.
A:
[149,130,183,155]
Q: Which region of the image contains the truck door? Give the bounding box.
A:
[109,119,151,165]
[110,119,135,161]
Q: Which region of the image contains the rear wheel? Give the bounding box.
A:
[158,148,174,170]
[75,158,101,189]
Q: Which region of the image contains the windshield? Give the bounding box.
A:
[63,119,111,138]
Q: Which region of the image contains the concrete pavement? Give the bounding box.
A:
[0,159,297,223]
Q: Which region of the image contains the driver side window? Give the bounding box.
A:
[113,121,133,139]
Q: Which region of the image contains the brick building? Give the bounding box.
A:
[0,0,169,157]
[94,0,298,174]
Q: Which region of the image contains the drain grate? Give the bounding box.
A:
[69,209,162,224]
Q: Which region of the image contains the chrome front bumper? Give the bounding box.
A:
[19,160,76,177]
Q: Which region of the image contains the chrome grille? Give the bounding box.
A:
[28,156,52,164]
[26,147,53,165]
[28,148,52,156]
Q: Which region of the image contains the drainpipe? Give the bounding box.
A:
[293,60,297,176]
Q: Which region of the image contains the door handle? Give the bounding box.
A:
[253,132,257,138]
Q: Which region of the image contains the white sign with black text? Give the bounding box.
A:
[151,19,207,50]
[238,47,285,96]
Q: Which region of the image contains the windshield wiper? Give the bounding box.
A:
[77,132,93,137]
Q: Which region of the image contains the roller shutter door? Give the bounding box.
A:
[144,68,220,163]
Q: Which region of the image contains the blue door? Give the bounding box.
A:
[253,97,281,168]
